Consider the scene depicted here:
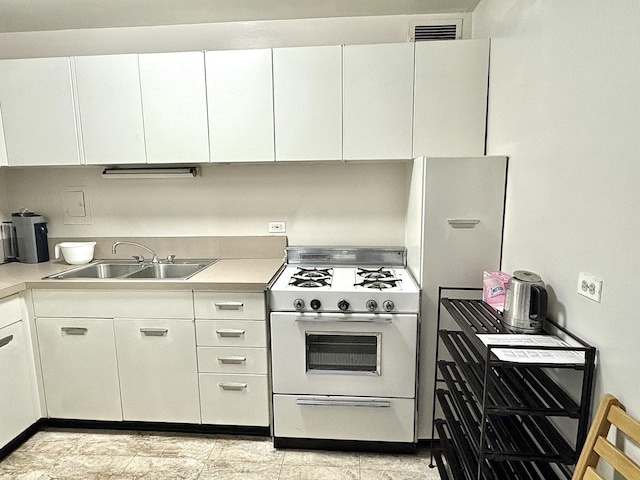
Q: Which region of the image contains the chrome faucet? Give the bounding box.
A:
[111,241,159,264]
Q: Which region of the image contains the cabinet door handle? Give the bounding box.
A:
[61,327,88,335]
[216,329,246,337]
[217,356,247,364]
[214,301,244,310]
[219,382,248,391]
[0,335,14,348]
[296,398,391,408]
[140,328,168,336]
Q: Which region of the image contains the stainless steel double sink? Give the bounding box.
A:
[45,259,217,280]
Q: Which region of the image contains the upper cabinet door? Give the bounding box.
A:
[206,49,274,163]
[343,43,414,161]
[139,52,209,164]
[413,39,489,158]
[0,57,81,166]
[273,45,342,161]
[74,54,146,165]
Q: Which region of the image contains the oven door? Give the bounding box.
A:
[270,312,418,398]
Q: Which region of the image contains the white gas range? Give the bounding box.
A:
[269,247,421,453]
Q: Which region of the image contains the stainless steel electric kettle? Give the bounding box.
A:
[502,270,548,333]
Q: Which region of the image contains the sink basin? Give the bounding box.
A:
[125,263,209,279]
[47,262,145,279]
[45,260,216,280]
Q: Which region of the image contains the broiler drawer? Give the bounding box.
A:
[273,394,415,442]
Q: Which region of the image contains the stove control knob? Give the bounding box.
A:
[382,300,395,312]
[293,299,305,311]
[310,299,322,310]
[366,300,378,312]
[337,299,350,311]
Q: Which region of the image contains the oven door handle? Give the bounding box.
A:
[294,316,392,324]
[296,398,391,408]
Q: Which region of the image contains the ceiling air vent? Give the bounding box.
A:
[409,19,462,41]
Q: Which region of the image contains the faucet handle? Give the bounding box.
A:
[166,255,176,263]
[132,255,145,263]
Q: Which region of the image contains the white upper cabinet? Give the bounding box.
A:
[0,57,81,166]
[74,54,146,165]
[206,49,274,162]
[139,51,209,164]
[413,39,489,157]
[273,45,342,161]
[343,43,415,161]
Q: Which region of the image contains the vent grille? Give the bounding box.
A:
[413,24,459,41]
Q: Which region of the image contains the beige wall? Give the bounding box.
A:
[4,162,410,246]
[474,0,640,422]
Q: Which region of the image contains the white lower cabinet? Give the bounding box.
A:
[0,296,37,449]
[114,318,200,423]
[35,317,122,421]
[194,291,269,427]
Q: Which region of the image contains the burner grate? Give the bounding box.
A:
[289,267,333,288]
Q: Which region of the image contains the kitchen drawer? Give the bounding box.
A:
[273,394,415,442]
[197,346,267,374]
[0,295,21,329]
[195,319,266,347]
[33,289,193,319]
[194,292,265,320]
[199,373,269,426]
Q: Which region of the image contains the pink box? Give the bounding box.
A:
[483,271,511,311]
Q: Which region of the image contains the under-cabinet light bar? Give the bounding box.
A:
[101,167,200,179]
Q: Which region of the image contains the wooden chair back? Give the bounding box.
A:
[572,393,640,480]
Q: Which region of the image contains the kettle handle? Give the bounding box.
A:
[529,285,548,320]
[54,243,61,260]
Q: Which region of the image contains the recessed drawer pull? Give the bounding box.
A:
[0,335,14,348]
[140,328,168,336]
[296,398,391,408]
[217,356,247,364]
[219,382,248,391]
[216,329,246,337]
[61,327,88,335]
[214,301,244,310]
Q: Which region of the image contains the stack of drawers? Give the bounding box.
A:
[194,292,269,427]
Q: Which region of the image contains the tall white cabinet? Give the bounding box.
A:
[343,43,415,160]
[0,113,7,166]
[413,39,490,157]
[206,49,275,163]
[273,45,342,161]
[139,51,209,164]
[0,57,81,166]
[405,156,507,439]
[74,54,146,165]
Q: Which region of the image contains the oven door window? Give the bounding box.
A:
[305,332,381,375]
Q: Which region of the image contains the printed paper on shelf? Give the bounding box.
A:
[476,334,586,365]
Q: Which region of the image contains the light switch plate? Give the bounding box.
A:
[62,186,92,225]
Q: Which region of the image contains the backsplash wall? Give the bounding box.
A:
[4,161,410,246]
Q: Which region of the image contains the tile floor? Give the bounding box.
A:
[0,428,442,480]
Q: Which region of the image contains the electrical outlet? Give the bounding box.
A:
[268,221,286,234]
[577,273,603,302]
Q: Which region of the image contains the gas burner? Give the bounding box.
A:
[357,268,396,281]
[289,267,333,288]
[355,278,402,290]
